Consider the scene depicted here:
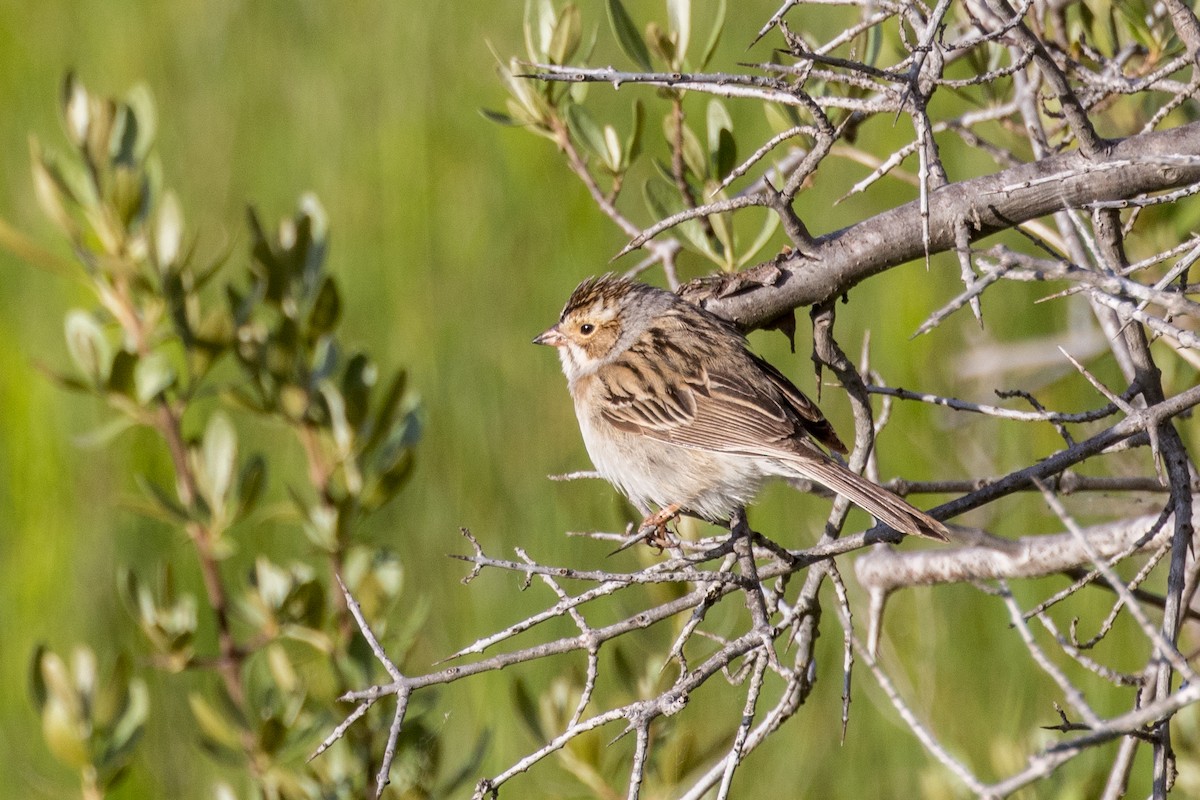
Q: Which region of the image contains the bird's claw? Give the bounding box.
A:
[637,503,682,552]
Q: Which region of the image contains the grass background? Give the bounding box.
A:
[0,1,1192,797]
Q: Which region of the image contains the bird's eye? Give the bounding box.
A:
[579,323,595,335]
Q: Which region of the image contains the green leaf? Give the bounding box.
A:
[565,104,613,168]
[134,351,175,404]
[123,83,157,162]
[713,127,736,181]
[310,335,339,385]
[92,654,131,729]
[710,210,733,267]
[646,22,676,65]
[111,164,149,227]
[663,111,708,180]
[110,101,141,167]
[699,0,726,69]
[61,73,90,147]
[201,411,237,511]
[155,190,183,271]
[501,57,554,129]
[548,3,582,64]
[375,406,422,469]
[298,194,329,290]
[102,679,148,771]
[29,644,50,711]
[863,18,882,69]
[65,309,111,385]
[643,176,716,260]
[42,696,90,769]
[107,348,137,397]
[341,352,376,429]
[31,143,80,237]
[135,474,189,522]
[606,0,652,70]
[257,716,288,758]
[479,107,520,126]
[764,101,802,135]
[706,99,736,178]
[624,99,645,168]
[525,0,557,61]
[236,454,266,519]
[253,557,292,613]
[368,451,414,509]
[82,95,117,176]
[511,679,545,740]
[738,210,781,267]
[307,275,341,338]
[667,0,691,65]
[603,125,623,174]
[38,650,89,768]
[73,415,136,449]
[189,693,245,753]
[301,500,339,552]
[320,382,355,461]
[364,367,409,455]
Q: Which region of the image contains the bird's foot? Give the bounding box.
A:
[637,503,682,551]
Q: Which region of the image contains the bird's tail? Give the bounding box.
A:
[781,454,948,541]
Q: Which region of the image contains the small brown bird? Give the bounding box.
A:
[534,275,947,541]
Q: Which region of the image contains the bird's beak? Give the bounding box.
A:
[533,324,567,347]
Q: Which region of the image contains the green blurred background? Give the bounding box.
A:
[0,1,1187,797]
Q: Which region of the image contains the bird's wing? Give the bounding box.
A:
[599,350,845,456]
[746,352,846,453]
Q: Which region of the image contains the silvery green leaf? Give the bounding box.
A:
[123,83,157,162]
[254,557,292,610]
[134,474,189,521]
[31,148,79,237]
[29,644,50,710]
[479,107,519,126]
[548,3,582,64]
[667,0,691,64]
[606,0,652,70]
[341,352,376,429]
[319,381,353,457]
[107,348,137,397]
[266,644,298,694]
[302,501,338,552]
[738,210,781,267]
[92,653,131,729]
[201,412,237,509]
[65,309,111,385]
[643,176,717,260]
[526,0,557,61]
[646,22,675,64]
[624,99,644,168]
[189,693,244,753]
[73,415,136,449]
[604,125,623,173]
[565,104,611,168]
[105,678,147,760]
[62,73,90,147]
[134,351,175,404]
[706,99,735,178]
[662,111,707,179]
[307,275,341,336]
[236,455,266,519]
[155,190,183,270]
[699,0,726,69]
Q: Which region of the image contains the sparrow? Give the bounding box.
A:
[534,275,947,542]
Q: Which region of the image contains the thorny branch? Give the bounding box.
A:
[322,0,1200,796]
